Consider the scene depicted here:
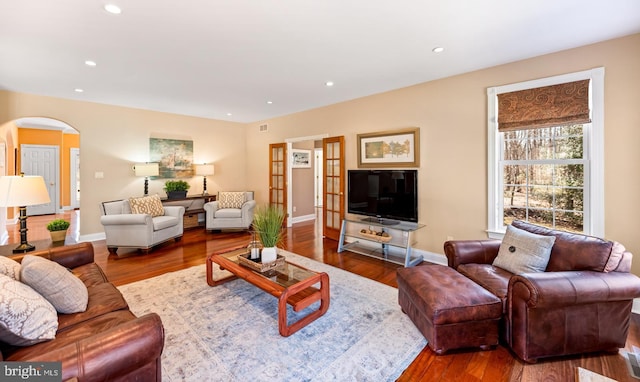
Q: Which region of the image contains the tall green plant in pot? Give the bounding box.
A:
[252,204,285,263]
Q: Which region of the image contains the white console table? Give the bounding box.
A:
[337,218,425,267]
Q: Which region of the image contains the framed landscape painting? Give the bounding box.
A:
[357,128,420,168]
[150,138,194,178]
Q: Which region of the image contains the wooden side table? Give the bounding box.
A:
[0,237,76,257]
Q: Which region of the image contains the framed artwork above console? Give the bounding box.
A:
[357,127,420,168]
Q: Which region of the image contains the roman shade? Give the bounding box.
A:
[497,79,591,132]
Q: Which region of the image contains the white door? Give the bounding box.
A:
[70,148,80,209]
[314,148,323,207]
[21,145,58,215]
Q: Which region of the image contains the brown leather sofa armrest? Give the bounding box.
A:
[443,240,502,269]
[10,242,95,269]
[25,313,164,381]
[509,271,640,308]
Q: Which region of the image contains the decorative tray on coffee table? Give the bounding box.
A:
[237,252,286,273]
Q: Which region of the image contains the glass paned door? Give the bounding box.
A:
[322,136,344,241]
[269,143,287,225]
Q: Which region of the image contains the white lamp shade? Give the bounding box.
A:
[0,175,51,207]
[195,164,215,176]
[134,163,159,177]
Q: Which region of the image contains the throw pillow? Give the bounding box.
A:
[129,194,165,217]
[0,256,21,280]
[0,273,58,346]
[493,224,556,274]
[20,255,89,314]
[218,192,246,209]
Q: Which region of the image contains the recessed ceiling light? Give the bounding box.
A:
[104,4,122,14]
[432,47,444,53]
[227,113,232,116]
[325,81,334,87]
[74,88,84,93]
[266,101,273,105]
[85,60,97,67]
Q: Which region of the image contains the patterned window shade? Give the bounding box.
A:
[497,79,591,132]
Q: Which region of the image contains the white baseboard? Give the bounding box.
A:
[633,299,640,315]
[78,232,106,243]
[414,249,447,266]
[291,214,316,224]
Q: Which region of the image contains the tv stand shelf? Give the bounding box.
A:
[337,218,425,267]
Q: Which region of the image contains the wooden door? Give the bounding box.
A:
[322,136,345,240]
[269,143,287,226]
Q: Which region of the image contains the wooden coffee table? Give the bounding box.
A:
[206,247,330,337]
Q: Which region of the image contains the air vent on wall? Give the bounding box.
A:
[259,124,268,132]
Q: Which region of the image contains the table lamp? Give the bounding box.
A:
[134,163,159,196]
[0,174,51,253]
[195,164,215,195]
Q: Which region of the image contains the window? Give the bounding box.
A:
[487,68,604,238]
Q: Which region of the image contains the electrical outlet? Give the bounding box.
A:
[446,236,453,241]
[293,206,297,212]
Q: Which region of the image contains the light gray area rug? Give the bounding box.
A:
[118,251,426,381]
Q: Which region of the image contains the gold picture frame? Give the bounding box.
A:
[357,127,420,168]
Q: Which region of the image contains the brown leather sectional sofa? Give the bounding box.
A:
[399,220,640,363]
[0,243,164,381]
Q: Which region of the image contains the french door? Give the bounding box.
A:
[269,143,287,226]
[322,136,344,241]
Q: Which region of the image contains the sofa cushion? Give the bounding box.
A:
[214,208,243,219]
[512,220,614,272]
[72,263,109,288]
[20,255,89,314]
[152,215,179,231]
[493,224,556,274]
[218,191,246,209]
[57,282,129,332]
[129,194,165,217]
[0,256,21,281]
[458,264,512,313]
[0,274,58,346]
[4,310,137,361]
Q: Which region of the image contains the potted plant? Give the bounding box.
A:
[163,180,190,199]
[46,218,70,243]
[251,204,285,263]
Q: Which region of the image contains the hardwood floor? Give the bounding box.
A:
[6,210,640,381]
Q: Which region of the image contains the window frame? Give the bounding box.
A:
[487,68,605,239]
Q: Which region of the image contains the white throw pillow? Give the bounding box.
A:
[20,255,89,314]
[493,224,556,274]
[0,273,58,346]
[0,256,21,281]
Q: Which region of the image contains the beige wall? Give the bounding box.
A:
[1,33,638,275]
[246,33,640,275]
[0,93,247,236]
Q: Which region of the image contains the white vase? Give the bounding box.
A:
[261,247,277,263]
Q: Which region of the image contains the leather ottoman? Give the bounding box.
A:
[397,264,502,354]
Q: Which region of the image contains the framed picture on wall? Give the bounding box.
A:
[150,138,194,178]
[357,127,420,168]
[291,149,311,168]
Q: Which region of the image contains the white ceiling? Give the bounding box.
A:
[1,0,640,124]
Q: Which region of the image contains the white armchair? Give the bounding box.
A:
[100,195,185,255]
[204,191,256,231]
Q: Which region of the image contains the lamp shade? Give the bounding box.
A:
[195,164,215,176]
[134,163,159,177]
[0,175,51,207]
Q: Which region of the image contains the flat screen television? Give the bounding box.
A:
[347,169,418,224]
